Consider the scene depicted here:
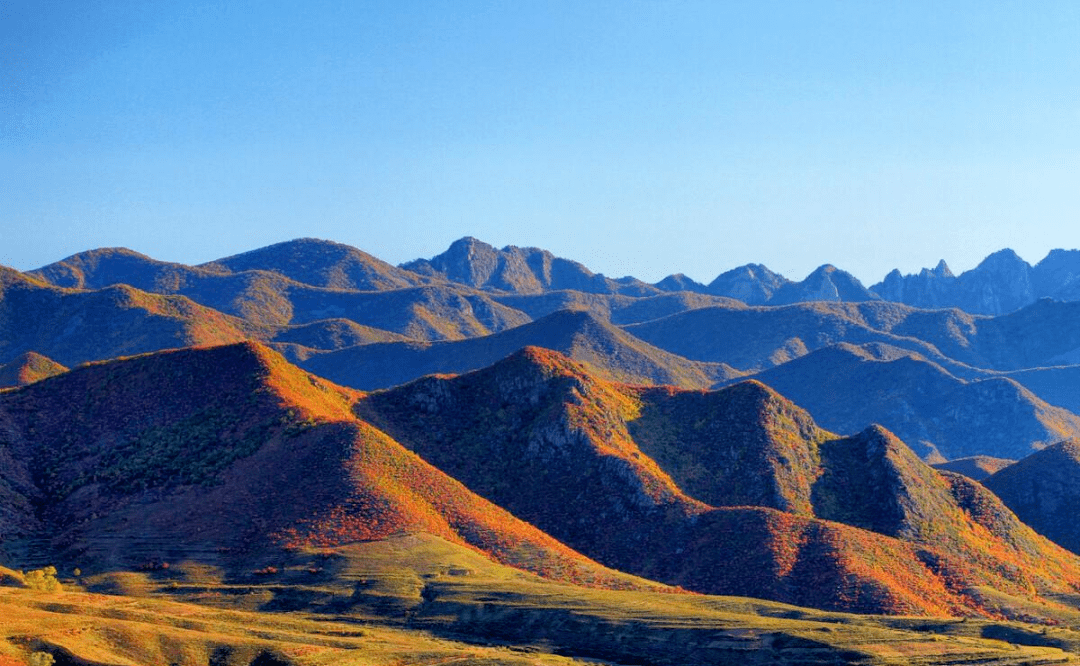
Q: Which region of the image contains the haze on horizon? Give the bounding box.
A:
[3,1,1079,285]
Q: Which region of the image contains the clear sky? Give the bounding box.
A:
[3,1,1079,285]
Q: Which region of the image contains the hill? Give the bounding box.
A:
[0,343,654,592]
[0,351,67,388]
[984,440,1080,555]
[8,535,1080,666]
[732,343,1080,460]
[0,269,257,367]
[1004,365,1080,413]
[200,237,429,291]
[933,456,1016,481]
[493,288,743,325]
[298,309,737,390]
[30,245,533,338]
[28,246,226,292]
[359,347,1080,620]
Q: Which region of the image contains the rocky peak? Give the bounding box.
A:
[706,263,788,304]
[769,264,878,305]
[919,259,953,279]
[976,248,1027,273]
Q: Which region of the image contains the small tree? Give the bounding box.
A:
[24,566,61,592]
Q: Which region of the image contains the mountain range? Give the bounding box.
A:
[4,341,1080,624]
[6,237,1080,663]
[5,238,1080,465]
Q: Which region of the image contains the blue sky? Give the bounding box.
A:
[3,1,1079,285]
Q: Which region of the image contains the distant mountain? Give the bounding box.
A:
[29,249,534,342]
[298,309,738,391]
[1033,249,1080,301]
[732,342,1080,461]
[493,289,742,325]
[9,240,1080,471]
[624,301,969,373]
[874,259,957,310]
[705,264,789,304]
[29,247,225,292]
[984,440,1080,556]
[769,264,880,305]
[403,236,659,296]
[359,346,1080,619]
[0,267,256,367]
[873,248,1080,315]
[41,241,1080,317]
[200,238,429,291]
[932,455,1015,481]
[0,351,67,388]
[624,297,1080,383]
[272,319,410,361]
[0,343,651,591]
[653,272,708,293]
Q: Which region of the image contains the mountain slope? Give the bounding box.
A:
[493,289,743,325]
[0,269,258,367]
[299,309,737,391]
[933,456,1016,481]
[30,244,530,337]
[983,440,1080,556]
[706,263,789,304]
[359,347,1080,619]
[769,265,880,305]
[733,343,1080,460]
[0,343,655,591]
[29,247,226,292]
[623,301,966,372]
[1004,365,1080,413]
[0,352,67,388]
